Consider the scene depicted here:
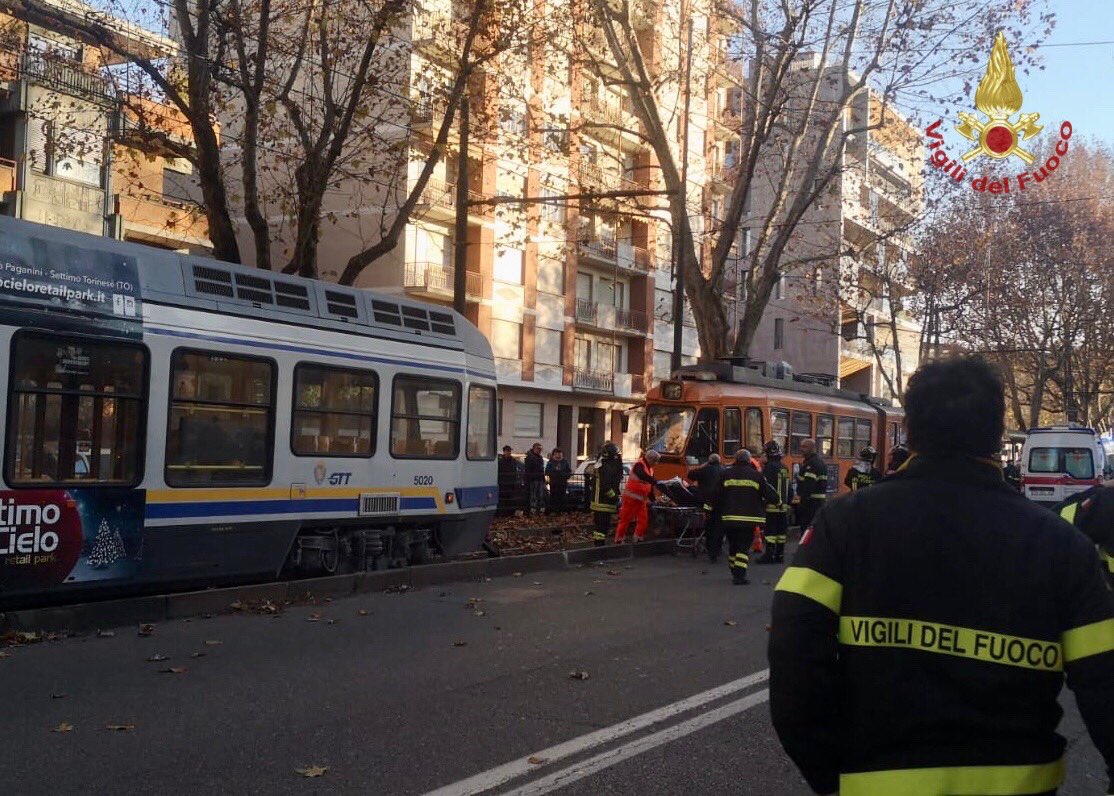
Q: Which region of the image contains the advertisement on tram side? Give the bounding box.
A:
[0,489,145,590]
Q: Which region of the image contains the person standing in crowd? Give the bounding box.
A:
[524,442,546,514]
[545,448,572,513]
[590,442,622,546]
[688,453,724,562]
[886,443,910,476]
[844,447,883,493]
[1003,458,1023,492]
[615,449,660,544]
[708,448,779,584]
[794,438,828,531]
[1055,482,1114,587]
[770,357,1113,796]
[759,441,790,563]
[498,445,522,505]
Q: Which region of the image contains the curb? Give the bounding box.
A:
[0,539,677,634]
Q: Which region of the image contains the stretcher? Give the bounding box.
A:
[653,505,707,557]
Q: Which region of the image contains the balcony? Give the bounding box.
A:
[574,300,649,335]
[578,234,617,263]
[404,262,454,299]
[404,262,483,301]
[412,12,462,61]
[0,157,15,193]
[115,189,209,248]
[11,50,114,105]
[573,369,615,393]
[418,177,456,218]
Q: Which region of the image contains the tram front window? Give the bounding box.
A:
[645,405,695,456]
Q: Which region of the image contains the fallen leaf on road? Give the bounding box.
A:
[96,630,115,638]
[296,766,328,778]
[700,570,708,575]
[52,722,74,733]
[326,619,339,625]
[0,651,10,659]
[724,620,737,627]
[532,581,542,586]
[765,625,772,633]
[568,670,590,680]
[606,570,621,576]
[146,654,169,663]
[494,626,502,631]
[323,598,333,604]
[158,667,187,675]
[512,572,523,578]
[584,591,595,597]
[50,692,67,699]
[137,624,155,637]
[190,652,206,659]
[203,640,222,646]
[528,756,549,765]
[105,724,135,731]
[18,631,42,643]
[357,609,370,617]
[453,640,468,647]
[229,601,244,611]
[306,613,322,622]
[473,610,486,617]
[761,580,771,586]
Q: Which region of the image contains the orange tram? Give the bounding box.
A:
[643,363,906,497]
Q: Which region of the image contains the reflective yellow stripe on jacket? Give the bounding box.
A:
[840,759,1064,796]
[775,567,843,614]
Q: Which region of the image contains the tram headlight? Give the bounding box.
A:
[662,381,683,401]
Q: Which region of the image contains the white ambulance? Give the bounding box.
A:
[1020,426,1111,507]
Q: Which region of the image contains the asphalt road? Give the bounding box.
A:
[0,551,1106,795]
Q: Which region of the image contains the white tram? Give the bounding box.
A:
[0,216,498,606]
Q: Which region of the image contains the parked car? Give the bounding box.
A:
[1020,425,1111,507]
[566,459,633,508]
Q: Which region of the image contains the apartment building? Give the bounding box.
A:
[294,1,737,462]
[0,1,209,253]
[744,56,924,400]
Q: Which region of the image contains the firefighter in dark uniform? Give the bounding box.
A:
[770,357,1114,796]
[794,438,828,530]
[1055,483,1114,587]
[843,446,883,492]
[708,448,779,585]
[758,441,790,563]
[687,454,724,562]
[590,442,622,546]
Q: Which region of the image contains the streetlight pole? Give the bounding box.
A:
[453,95,471,315]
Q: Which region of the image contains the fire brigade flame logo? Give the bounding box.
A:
[955,32,1043,164]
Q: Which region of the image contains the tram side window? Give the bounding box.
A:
[292,365,377,457]
[166,351,275,487]
[466,385,497,460]
[790,411,812,455]
[816,414,835,458]
[837,417,855,458]
[745,408,763,453]
[684,407,720,463]
[771,409,789,454]
[391,376,461,459]
[723,408,741,457]
[854,419,873,457]
[6,334,146,485]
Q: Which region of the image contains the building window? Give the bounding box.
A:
[775,275,785,301]
[166,350,275,486]
[291,365,377,457]
[514,401,544,438]
[540,186,567,222]
[773,317,784,349]
[535,328,563,366]
[490,319,522,360]
[5,333,146,486]
[390,376,461,459]
[466,385,497,460]
[493,248,524,285]
[790,411,812,455]
[28,118,103,187]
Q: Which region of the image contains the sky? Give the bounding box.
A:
[1019,0,1114,146]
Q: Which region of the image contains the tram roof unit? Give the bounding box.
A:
[669,362,900,411]
[0,215,493,364]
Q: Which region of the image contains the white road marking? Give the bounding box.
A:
[507,689,771,795]
[423,669,769,796]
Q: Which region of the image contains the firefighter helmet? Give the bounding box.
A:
[860,446,878,462]
[764,441,782,458]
